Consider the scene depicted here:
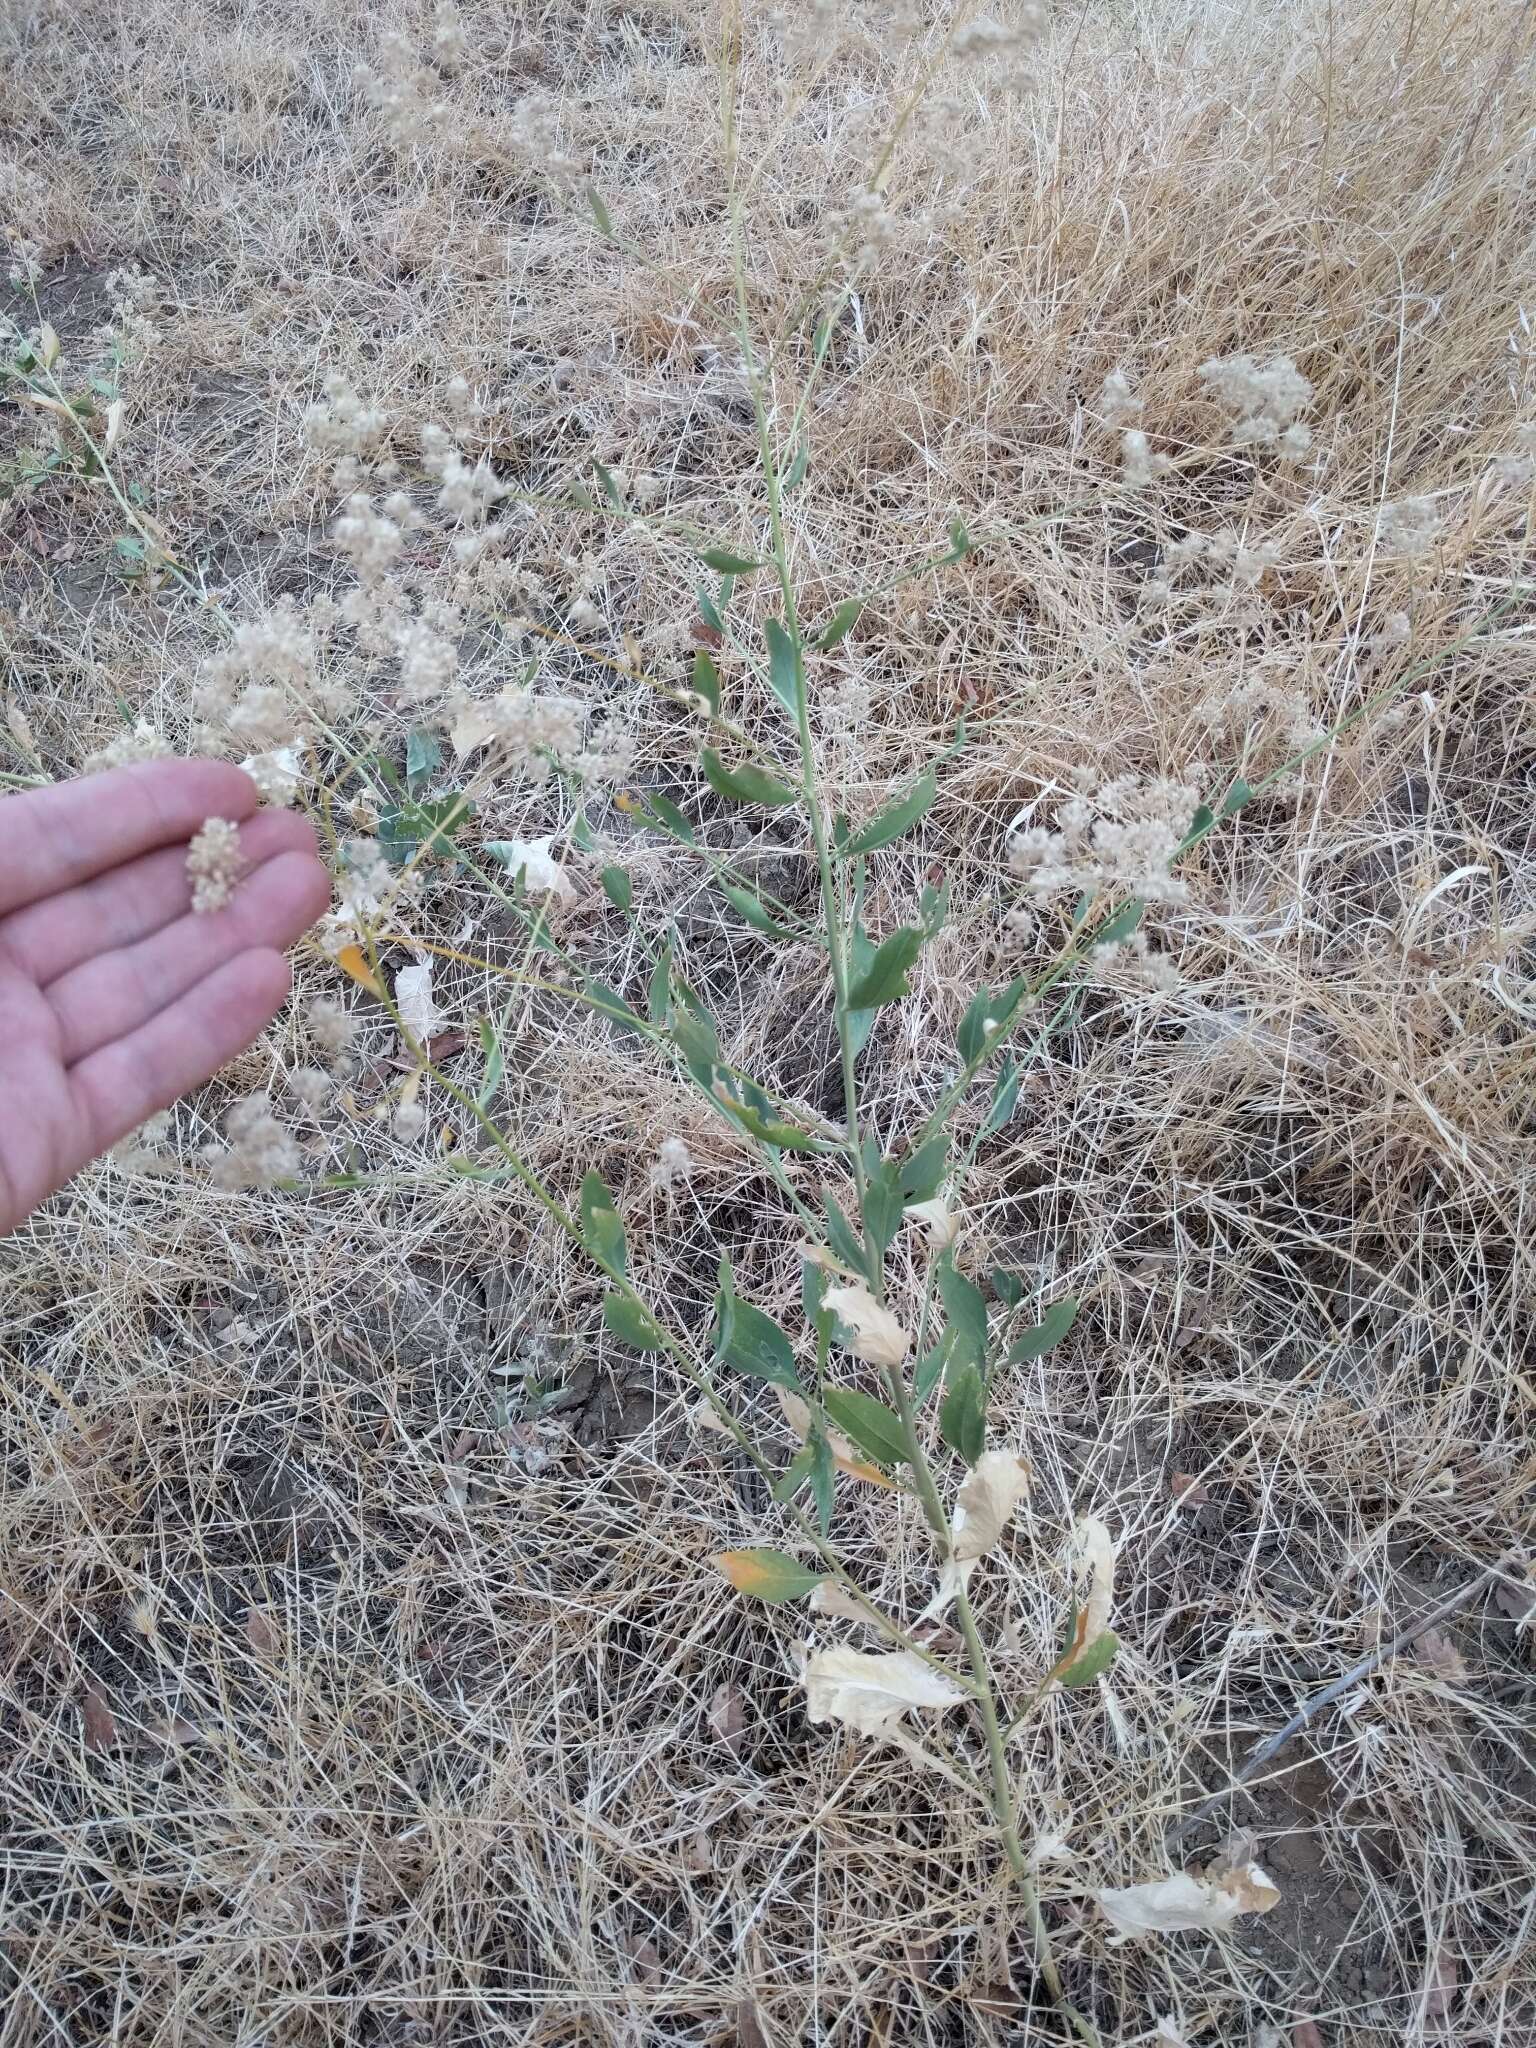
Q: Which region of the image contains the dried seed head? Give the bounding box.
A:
[186,817,245,914]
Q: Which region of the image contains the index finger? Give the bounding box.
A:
[0,759,260,919]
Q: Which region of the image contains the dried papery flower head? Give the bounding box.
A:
[186,817,245,913]
[393,1100,428,1141]
[650,1136,694,1191]
[1097,367,1141,427]
[302,372,389,477]
[1376,496,1440,555]
[338,838,395,920]
[308,997,359,1062]
[201,1096,301,1190]
[332,494,403,583]
[84,719,173,774]
[1120,429,1170,488]
[952,11,1044,64]
[431,2,466,69]
[288,1067,333,1112]
[1008,773,1202,907]
[1199,352,1313,451]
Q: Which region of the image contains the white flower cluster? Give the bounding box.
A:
[1143,527,1282,611]
[1490,421,1536,490]
[308,997,359,1064]
[1195,656,1320,751]
[420,422,502,527]
[201,1097,301,1190]
[1376,496,1439,555]
[355,33,456,150]
[431,3,466,70]
[194,599,350,758]
[7,238,43,287]
[1008,774,1203,907]
[1199,352,1313,455]
[952,11,1045,63]
[103,266,160,357]
[843,190,909,259]
[1097,368,1141,428]
[650,1137,694,1192]
[186,816,245,913]
[302,372,389,487]
[1120,429,1171,489]
[501,94,581,189]
[332,492,406,582]
[83,718,173,774]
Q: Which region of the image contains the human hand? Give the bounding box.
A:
[0,758,331,1234]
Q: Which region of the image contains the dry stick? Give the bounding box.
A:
[1167,1555,1517,1850]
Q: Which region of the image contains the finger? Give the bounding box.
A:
[1,812,320,989]
[48,849,331,1065]
[0,759,259,918]
[67,948,293,1161]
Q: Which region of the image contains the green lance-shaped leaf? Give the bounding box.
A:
[601,866,632,912]
[897,1134,949,1204]
[719,882,796,939]
[699,546,763,576]
[714,1279,801,1390]
[764,616,801,717]
[700,748,799,809]
[405,727,443,796]
[939,1362,986,1465]
[847,925,924,1010]
[1093,899,1145,950]
[714,1549,826,1603]
[822,1388,908,1470]
[715,1087,826,1153]
[815,599,864,649]
[603,1293,665,1352]
[1056,1629,1120,1688]
[981,1059,1022,1135]
[843,768,937,857]
[1006,1296,1079,1364]
[587,186,615,237]
[821,1195,868,1278]
[938,1260,988,1372]
[638,792,697,845]
[690,649,721,717]
[846,918,879,1055]
[579,1171,627,1275]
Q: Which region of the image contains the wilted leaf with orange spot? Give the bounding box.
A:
[776,1388,894,1488]
[336,943,384,998]
[713,1548,825,1603]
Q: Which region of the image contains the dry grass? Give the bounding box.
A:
[3,0,1535,2041]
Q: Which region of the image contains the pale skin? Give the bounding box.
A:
[0,759,332,1235]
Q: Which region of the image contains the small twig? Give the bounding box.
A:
[1167,1556,1516,1848]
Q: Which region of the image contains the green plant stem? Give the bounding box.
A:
[953,1587,1100,2048]
[727,201,873,1235]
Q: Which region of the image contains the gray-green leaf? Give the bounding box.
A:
[764,616,800,717]
[603,1293,665,1351]
[939,1363,986,1465]
[700,546,762,576]
[843,768,937,857]
[700,748,799,808]
[815,599,864,649]
[1007,1295,1079,1363]
[822,1387,907,1469]
[847,925,923,1010]
[579,1171,626,1275]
